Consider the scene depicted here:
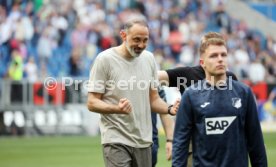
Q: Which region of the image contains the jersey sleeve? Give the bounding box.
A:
[245,87,268,167]
[166,67,190,94]
[172,90,193,167]
[166,67,185,87]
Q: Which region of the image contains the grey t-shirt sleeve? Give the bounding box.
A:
[149,53,159,89]
[87,56,108,93]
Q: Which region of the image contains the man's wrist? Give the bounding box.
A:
[166,139,173,142]
[168,104,174,115]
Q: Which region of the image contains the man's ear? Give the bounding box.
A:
[120,30,127,41]
[199,58,205,68]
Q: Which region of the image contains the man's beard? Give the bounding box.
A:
[126,42,142,58]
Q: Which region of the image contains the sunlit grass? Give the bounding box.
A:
[0,133,275,167]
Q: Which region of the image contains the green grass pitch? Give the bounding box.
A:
[0,133,275,167]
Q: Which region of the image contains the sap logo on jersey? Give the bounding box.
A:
[205,116,236,135]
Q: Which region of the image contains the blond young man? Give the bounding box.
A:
[172,32,267,167]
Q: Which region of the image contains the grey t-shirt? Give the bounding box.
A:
[88,48,158,148]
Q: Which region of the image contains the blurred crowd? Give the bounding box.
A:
[1,0,276,84]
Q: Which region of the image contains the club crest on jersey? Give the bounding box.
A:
[232,98,241,109]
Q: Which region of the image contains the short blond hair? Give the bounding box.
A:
[199,32,226,56]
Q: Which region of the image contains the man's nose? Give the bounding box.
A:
[138,42,146,48]
[218,54,224,61]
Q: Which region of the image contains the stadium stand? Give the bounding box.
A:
[246,0,276,22]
